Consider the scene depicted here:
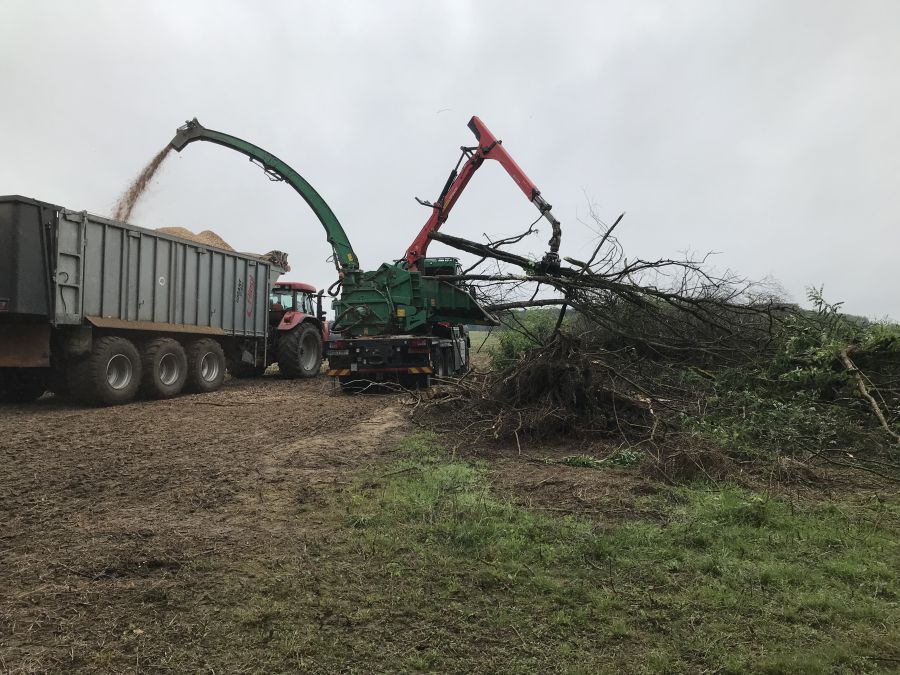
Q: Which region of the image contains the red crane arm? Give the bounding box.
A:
[404,116,561,271]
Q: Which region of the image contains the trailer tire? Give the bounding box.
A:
[0,368,48,403]
[277,323,322,379]
[67,336,141,406]
[186,339,226,393]
[141,338,188,399]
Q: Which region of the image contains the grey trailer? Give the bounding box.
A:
[0,195,286,405]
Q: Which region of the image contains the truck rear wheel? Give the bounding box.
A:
[141,338,188,399]
[67,336,142,406]
[277,323,322,379]
[0,368,48,403]
[186,338,226,393]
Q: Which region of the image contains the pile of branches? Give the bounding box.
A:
[418,208,790,439]
[431,210,788,365]
[417,208,899,481]
[418,333,658,441]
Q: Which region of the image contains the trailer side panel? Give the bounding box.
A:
[0,197,276,337]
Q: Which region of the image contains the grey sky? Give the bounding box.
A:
[2,0,898,319]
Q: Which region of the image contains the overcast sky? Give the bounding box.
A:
[2,0,898,319]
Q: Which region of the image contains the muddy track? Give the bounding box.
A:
[0,376,408,672]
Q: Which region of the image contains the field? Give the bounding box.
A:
[1,376,898,673]
[468,329,501,365]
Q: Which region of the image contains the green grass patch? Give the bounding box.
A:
[150,433,899,672]
[469,329,502,355]
[556,449,644,469]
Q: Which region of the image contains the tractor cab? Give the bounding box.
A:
[269,282,317,325]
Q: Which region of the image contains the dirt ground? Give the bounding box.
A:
[0,374,661,672]
[0,376,408,672]
[4,374,894,672]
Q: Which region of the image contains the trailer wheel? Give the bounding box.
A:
[0,368,48,403]
[67,336,141,406]
[186,338,226,393]
[141,338,188,399]
[277,323,322,379]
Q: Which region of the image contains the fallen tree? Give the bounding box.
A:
[430,219,788,365]
[416,214,899,482]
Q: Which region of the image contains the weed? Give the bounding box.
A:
[489,310,561,369]
[556,448,644,469]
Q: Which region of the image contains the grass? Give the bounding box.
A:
[140,432,900,673]
[469,328,502,355]
[467,329,502,370]
[555,449,644,468]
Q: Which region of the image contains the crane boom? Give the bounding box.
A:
[168,117,494,338]
[404,116,562,271]
[169,119,359,273]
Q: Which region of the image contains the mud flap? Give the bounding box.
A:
[0,324,51,367]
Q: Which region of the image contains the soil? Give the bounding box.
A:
[0,376,407,671]
[460,438,668,523]
[112,146,172,224]
[0,376,668,671]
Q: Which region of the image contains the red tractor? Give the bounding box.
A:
[229,281,328,379]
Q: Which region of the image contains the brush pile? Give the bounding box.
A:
[418,211,899,481]
[425,333,654,440]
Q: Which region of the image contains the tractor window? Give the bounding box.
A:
[270,291,296,311]
[300,293,314,314]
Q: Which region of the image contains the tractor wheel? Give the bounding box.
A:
[0,368,48,403]
[277,323,322,379]
[67,336,141,406]
[229,360,266,378]
[141,338,188,399]
[185,338,226,393]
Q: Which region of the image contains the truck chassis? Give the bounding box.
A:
[326,327,469,390]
